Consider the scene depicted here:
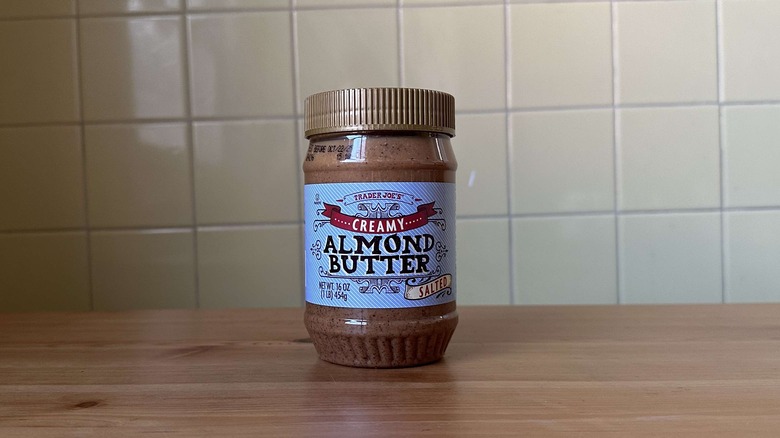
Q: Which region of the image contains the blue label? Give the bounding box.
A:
[304,182,456,308]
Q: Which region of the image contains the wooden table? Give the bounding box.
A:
[1,305,779,436]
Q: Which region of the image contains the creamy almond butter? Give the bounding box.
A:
[303,88,458,368]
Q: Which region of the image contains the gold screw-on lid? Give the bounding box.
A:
[304,87,455,138]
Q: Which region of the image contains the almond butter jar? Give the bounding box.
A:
[302,88,458,368]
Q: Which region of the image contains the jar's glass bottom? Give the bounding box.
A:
[304,302,458,368]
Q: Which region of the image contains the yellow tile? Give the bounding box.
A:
[194,120,299,224]
[513,216,617,305]
[510,2,612,107]
[297,8,398,109]
[0,20,79,124]
[616,0,717,104]
[723,105,780,207]
[0,127,85,231]
[620,213,721,304]
[198,226,303,308]
[79,17,186,120]
[722,0,780,101]
[618,107,720,210]
[403,5,505,111]
[91,231,196,310]
[452,113,508,217]
[726,211,780,303]
[456,219,511,305]
[189,12,294,117]
[0,233,90,312]
[511,110,614,214]
[85,124,193,228]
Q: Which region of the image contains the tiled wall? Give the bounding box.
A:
[2,0,780,311]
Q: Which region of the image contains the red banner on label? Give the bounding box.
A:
[321,202,437,234]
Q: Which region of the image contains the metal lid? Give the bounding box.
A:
[304,87,455,138]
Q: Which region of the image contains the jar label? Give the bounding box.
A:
[304,182,456,308]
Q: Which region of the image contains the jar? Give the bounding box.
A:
[302,88,458,368]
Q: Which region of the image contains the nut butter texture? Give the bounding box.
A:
[303,88,458,368]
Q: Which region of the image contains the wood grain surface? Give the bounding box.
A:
[1,304,779,437]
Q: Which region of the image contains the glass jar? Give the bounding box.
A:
[302,88,458,368]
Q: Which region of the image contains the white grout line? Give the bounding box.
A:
[6,205,780,236]
[198,223,305,232]
[73,0,95,311]
[294,3,396,11]
[0,0,737,23]
[503,0,516,305]
[8,101,780,130]
[0,0,726,22]
[610,0,622,305]
[291,3,302,116]
[504,0,513,110]
[89,228,196,236]
[0,223,305,235]
[181,2,201,308]
[0,15,79,21]
[717,0,726,104]
[715,0,728,303]
[0,121,83,129]
[397,0,405,86]
[290,0,305,307]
